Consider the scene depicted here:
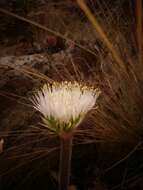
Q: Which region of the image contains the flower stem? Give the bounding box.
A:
[59,132,73,190]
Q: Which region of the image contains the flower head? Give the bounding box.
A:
[32,81,100,133]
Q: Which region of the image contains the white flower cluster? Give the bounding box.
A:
[32,81,100,133]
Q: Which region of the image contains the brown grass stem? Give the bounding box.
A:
[136,0,143,65]
[77,0,126,70]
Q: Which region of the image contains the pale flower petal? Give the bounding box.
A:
[32,81,100,133]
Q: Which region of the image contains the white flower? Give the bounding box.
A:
[32,81,100,133]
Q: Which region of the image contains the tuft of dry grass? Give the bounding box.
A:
[0,1,143,189]
[0,1,143,143]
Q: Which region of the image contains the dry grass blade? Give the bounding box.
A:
[77,0,126,71]
[136,0,143,65]
[104,141,142,173]
[0,91,32,108]
[0,147,58,177]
